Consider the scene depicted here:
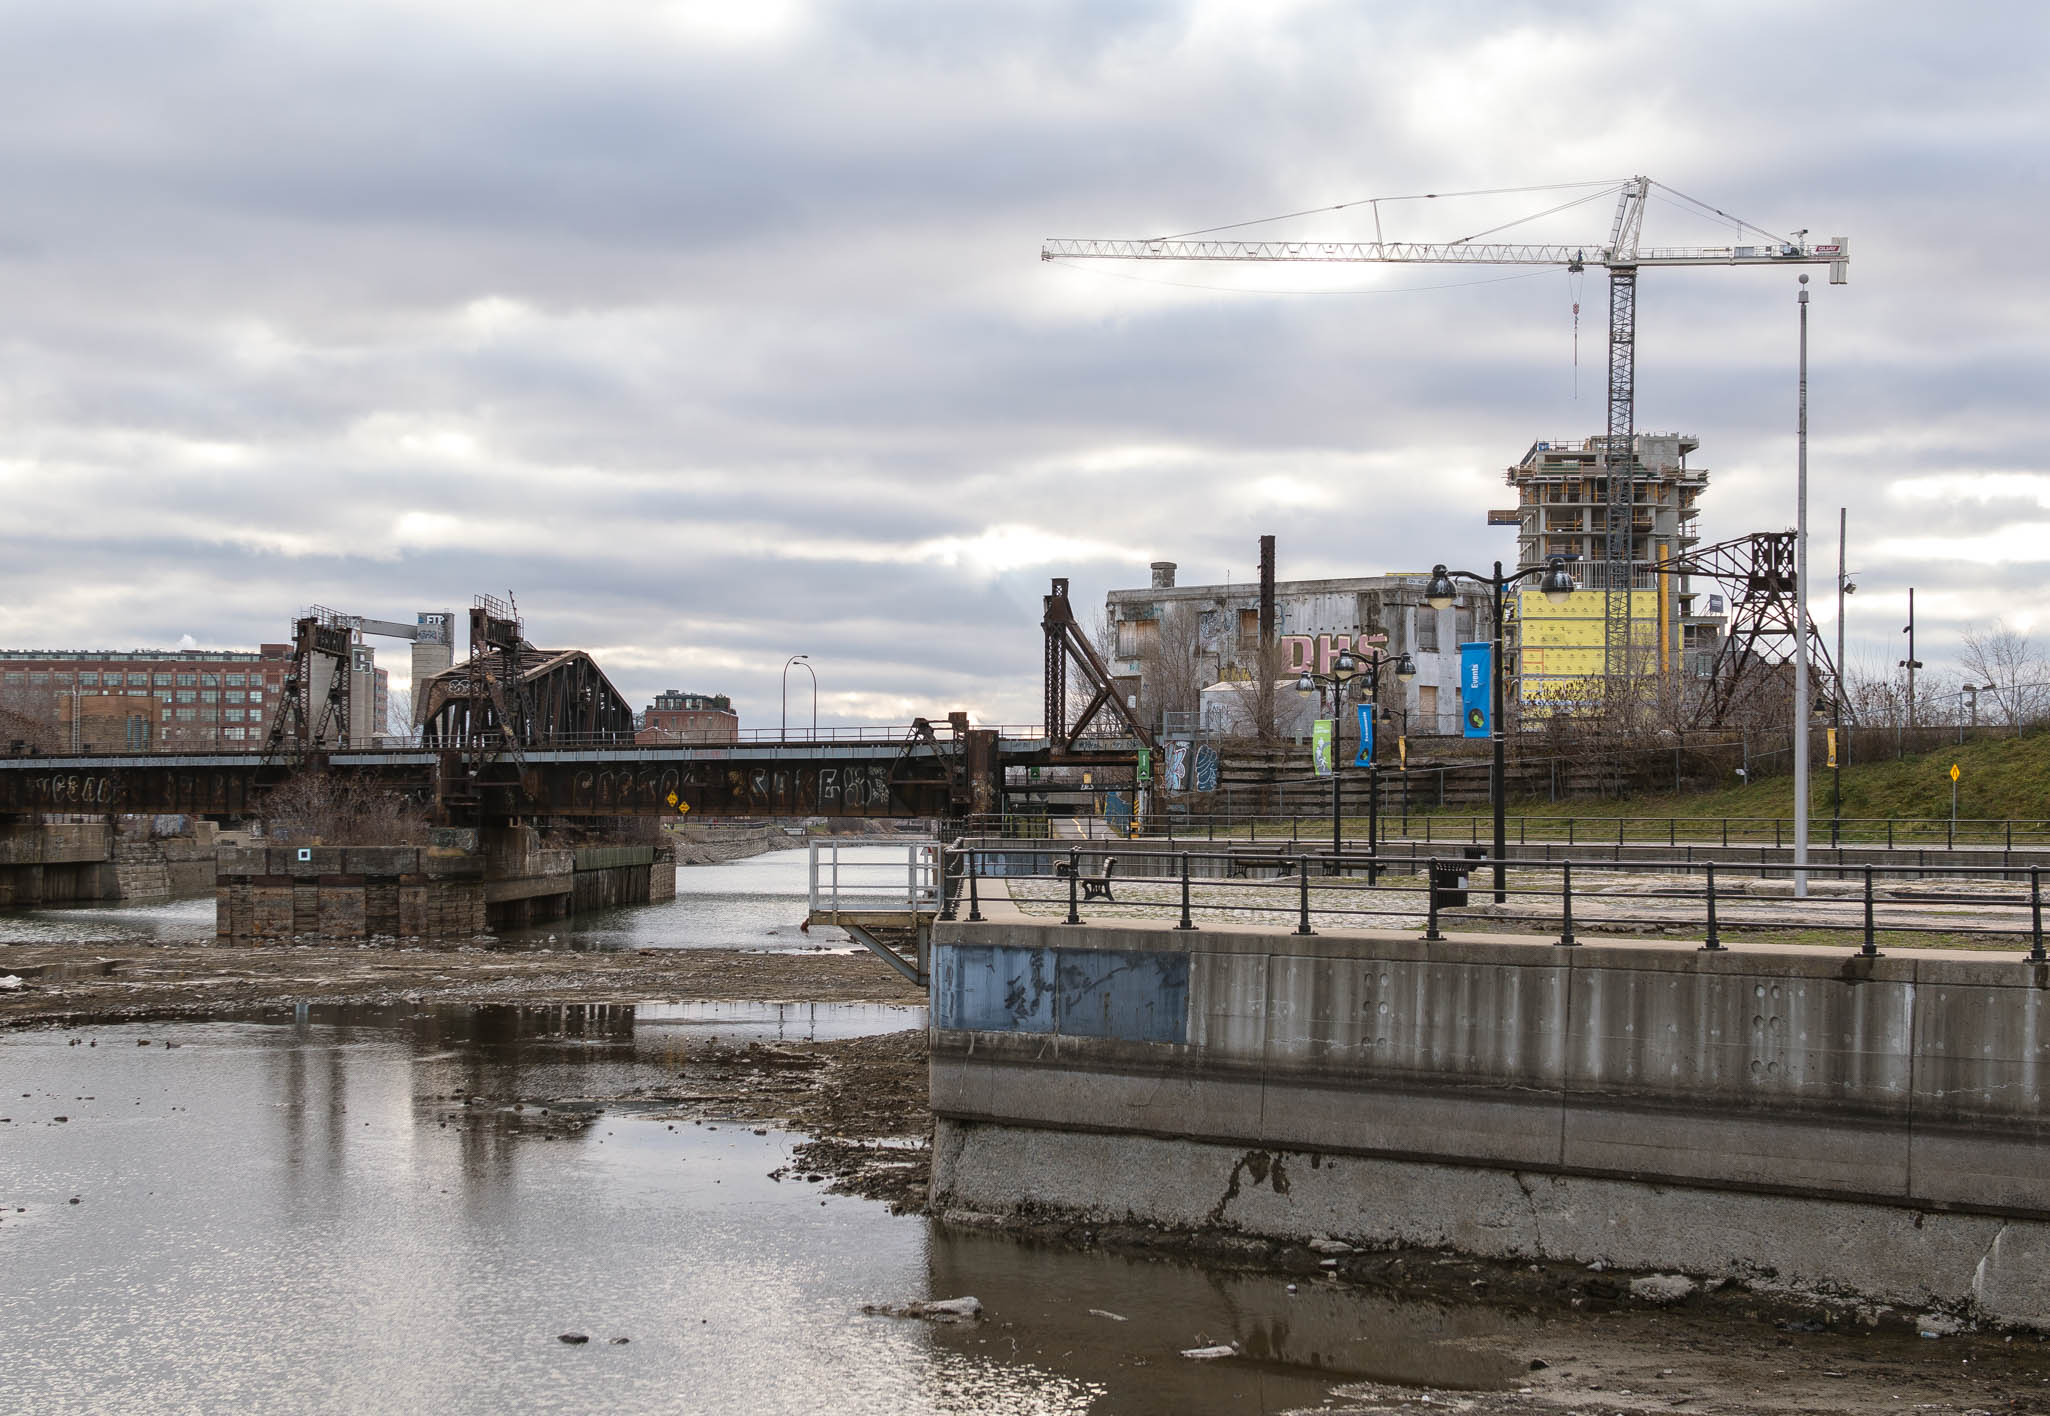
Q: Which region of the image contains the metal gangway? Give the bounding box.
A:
[806,839,942,985]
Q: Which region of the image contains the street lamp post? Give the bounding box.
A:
[781,655,816,742]
[1297,647,1415,879]
[1794,274,1811,899]
[1424,556,1578,903]
[1834,508,1854,847]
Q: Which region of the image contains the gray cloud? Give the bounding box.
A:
[2,0,2046,724]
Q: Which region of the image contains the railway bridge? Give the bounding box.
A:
[0,578,1148,829]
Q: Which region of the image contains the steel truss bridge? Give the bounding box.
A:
[0,580,1148,825]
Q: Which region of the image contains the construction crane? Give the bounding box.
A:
[1043,176,1849,688]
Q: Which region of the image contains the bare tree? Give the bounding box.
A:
[386,686,414,738]
[259,772,431,845]
[1137,602,1210,734]
[1960,620,2048,734]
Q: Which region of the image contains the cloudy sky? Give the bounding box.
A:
[1,0,2041,726]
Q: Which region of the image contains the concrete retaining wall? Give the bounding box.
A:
[928,918,2050,1327]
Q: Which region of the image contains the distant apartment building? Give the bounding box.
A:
[636,690,739,745]
[0,642,391,752]
[0,647,293,752]
[1103,563,1487,739]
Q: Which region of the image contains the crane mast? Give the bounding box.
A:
[1044,176,1849,692]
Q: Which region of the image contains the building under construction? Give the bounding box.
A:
[1501,431,1726,709]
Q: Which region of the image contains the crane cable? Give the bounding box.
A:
[1150,179,1632,242]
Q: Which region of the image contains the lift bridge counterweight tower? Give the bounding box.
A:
[1044,177,1849,691]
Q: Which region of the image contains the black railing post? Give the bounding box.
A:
[1176,852,1196,932]
[1722,818,1728,848]
[1861,864,1878,957]
[1425,857,1443,941]
[1294,854,1315,936]
[1888,820,1894,850]
[1701,862,1723,951]
[1066,847,1080,926]
[967,849,984,923]
[2031,867,2045,963]
[1557,860,1578,947]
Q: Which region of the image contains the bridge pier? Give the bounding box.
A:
[0,820,118,907]
[214,827,676,944]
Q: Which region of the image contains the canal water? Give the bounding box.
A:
[0,846,889,952]
[1,1005,1528,1415]
[499,844,894,951]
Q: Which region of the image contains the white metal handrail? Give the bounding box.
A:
[807,839,941,915]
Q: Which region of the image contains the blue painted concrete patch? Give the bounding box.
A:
[934,944,1187,1045]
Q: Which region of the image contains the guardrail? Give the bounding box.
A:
[807,839,942,916]
[944,843,2050,961]
[972,811,2050,851]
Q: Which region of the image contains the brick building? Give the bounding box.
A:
[636,690,739,744]
[0,645,389,752]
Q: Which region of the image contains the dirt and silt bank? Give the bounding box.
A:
[4,939,2046,1412]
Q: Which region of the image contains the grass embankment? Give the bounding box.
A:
[1398,730,2050,826]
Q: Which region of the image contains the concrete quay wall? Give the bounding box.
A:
[927,919,2050,1327]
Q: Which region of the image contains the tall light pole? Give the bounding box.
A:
[1793,274,1811,899]
[1834,509,1853,846]
[1425,557,1578,903]
[781,655,816,742]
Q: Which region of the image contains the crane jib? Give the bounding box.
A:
[1041,238,1848,273]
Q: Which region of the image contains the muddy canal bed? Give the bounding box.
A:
[0,940,922,1030]
[4,1006,2046,1414]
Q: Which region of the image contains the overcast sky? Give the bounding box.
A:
[1,0,2042,726]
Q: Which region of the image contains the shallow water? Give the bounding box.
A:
[0,894,214,946]
[0,1005,1529,1415]
[499,844,908,952]
[0,845,898,953]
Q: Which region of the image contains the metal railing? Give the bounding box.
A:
[969,810,2050,853]
[807,839,942,916]
[945,843,2050,961]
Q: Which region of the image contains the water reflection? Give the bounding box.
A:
[1,1007,1527,1416]
[497,845,906,952]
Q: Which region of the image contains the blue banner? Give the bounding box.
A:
[1460,642,1492,738]
[1354,703,1375,766]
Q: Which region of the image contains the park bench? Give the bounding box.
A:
[1055,855,1118,901]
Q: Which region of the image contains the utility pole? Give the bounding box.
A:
[1793,276,1811,898]
[1900,587,1921,755]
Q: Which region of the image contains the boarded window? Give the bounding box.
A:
[1237,608,1260,651]
[1416,609,1439,652]
[1418,684,1439,727]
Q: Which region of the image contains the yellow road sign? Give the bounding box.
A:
[1949,763,1961,783]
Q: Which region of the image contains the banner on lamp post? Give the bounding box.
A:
[1312,718,1335,777]
[1459,642,1492,739]
[1355,704,1375,767]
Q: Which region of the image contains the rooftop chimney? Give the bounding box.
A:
[1150,561,1177,589]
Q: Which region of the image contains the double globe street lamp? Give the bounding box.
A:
[1296,646,1415,879]
[1423,556,1577,903]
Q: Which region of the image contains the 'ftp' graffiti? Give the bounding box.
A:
[1279,633,1387,675]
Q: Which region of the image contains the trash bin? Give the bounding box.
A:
[1430,858,1469,909]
